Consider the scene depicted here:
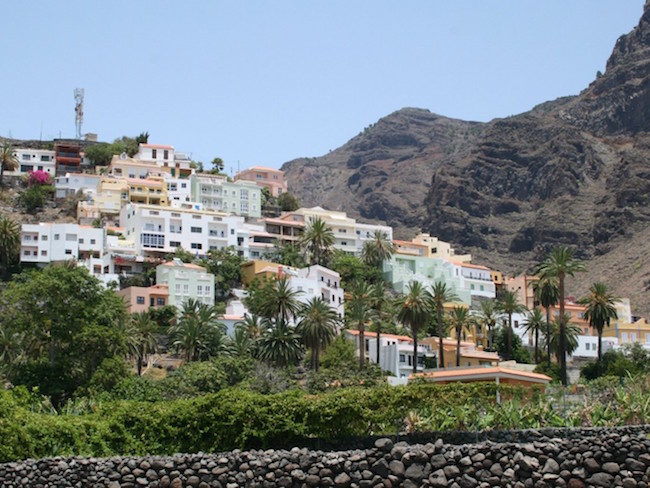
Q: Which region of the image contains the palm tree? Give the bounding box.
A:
[0,142,18,186]
[235,314,264,340]
[299,217,334,266]
[297,297,339,371]
[428,281,459,369]
[256,276,302,324]
[169,299,223,362]
[0,215,20,280]
[522,308,545,364]
[128,311,158,376]
[544,313,581,362]
[231,324,254,357]
[496,289,528,361]
[369,281,390,365]
[535,246,586,385]
[257,319,303,367]
[578,282,619,362]
[448,306,472,367]
[476,299,499,350]
[345,280,374,370]
[533,276,560,369]
[361,230,396,269]
[397,281,431,374]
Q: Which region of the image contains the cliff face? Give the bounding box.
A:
[283,1,650,315]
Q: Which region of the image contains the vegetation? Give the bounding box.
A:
[0,214,20,280]
[0,142,18,185]
[496,289,528,361]
[578,282,619,362]
[84,135,143,167]
[397,281,431,373]
[299,217,334,266]
[429,282,459,368]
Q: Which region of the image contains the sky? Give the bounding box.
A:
[1,1,645,175]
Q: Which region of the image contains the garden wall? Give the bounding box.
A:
[1,426,649,487]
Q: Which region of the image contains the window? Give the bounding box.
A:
[163,150,169,160]
[157,298,166,306]
[191,226,202,233]
[197,285,203,296]
[480,285,484,291]
[65,249,72,255]
[514,320,519,329]
[66,234,76,241]
[170,241,181,248]
[136,296,145,305]
[241,189,248,200]
[41,155,51,161]
[230,229,235,235]
[586,343,590,351]
[41,250,47,256]
[205,286,211,296]
[152,149,157,158]
[191,243,202,250]
[141,233,164,249]
[181,183,187,189]
[22,154,31,161]
[470,284,475,290]
[79,238,84,244]
[90,239,96,245]
[584,328,589,334]
[175,284,181,294]
[399,354,406,363]
[183,284,189,294]
[240,202,248,212]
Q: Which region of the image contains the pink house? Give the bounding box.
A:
[234,166,287,197]
[117,284,169,314]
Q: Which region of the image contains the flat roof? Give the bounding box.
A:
[411,366,551,384]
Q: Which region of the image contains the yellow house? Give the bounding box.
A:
[241,260,283,286]
[411,233,472,262]
[126,176,168,206]
[420,336,499,368]
[602,317,650,345]
[93,177,129,215]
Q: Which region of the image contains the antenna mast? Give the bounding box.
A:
[74,88,84,139]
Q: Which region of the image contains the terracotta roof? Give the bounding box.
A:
[411,366,551,383]
[420,336,475,348]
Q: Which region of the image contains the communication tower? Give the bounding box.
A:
[74,88,84,139]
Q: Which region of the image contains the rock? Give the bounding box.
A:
[623,478,638,488]
[602,462,620,474]
[388,460,405,477]
[374,438,393,451]
[567,479,586,488]
[404,464,425,482]
[334,472,351,487]
[429,469,448,488]
[542,458,560,474]
[583,458,600,473]
[587,472,614,487]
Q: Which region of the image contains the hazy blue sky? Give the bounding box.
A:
[2,1,644,174]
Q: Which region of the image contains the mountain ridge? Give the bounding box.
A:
[283,1,650,316]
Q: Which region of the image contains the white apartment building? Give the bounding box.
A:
[284,265,345,319]
[120,203,258,259]
[9,148,56,176]
[134,143,192,178]
[156,259,215,308]
[190,174,262,218]
[54,173,101,199]
[451,262,496,299]
[21,223,105,264]
[280,207,393,255]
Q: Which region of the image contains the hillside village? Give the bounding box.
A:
[2,137,646,388]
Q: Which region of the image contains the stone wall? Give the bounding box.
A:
[1,426,649,487]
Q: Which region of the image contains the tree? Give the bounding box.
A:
[256,319,303,367]
[578,282,619,362]
[169,299,226,362]
[0,263,128,404]
[127,311,158,376]
[251,276,302,324]
[0,215,20,280]
[299,217,334,266]
[448,306,473,367]
[328,250,381,288]
[476,299,499,350]
[0,142,18,185]
[428,281,459,369]
[535,246,586,385]
[361,230,396,269]
[544,313,581,362]
[297,297,339,371]
[211,157,225,173]
[277,192,300,212]
[235,314,264,340]
[201,247,245,296]
[369,281,390,365]
[135,131,150,144]
[522,308,545,364]
[167,246,196,264]
[533,275,560,369]
[397,281,431,374]
[496,289,528,361]
[261,242,306,268]
[345,280,374,370]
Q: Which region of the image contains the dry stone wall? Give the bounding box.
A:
[1,426,649,487]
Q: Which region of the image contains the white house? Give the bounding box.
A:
[54,173,101,199]
[165,175,192,204]
[120,202,259,259]
[21,223,105,264]
[285,265,345,319]
[9,148,56,176]
[344,330,433,379]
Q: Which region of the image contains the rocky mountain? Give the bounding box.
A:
[283,1,650,316]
